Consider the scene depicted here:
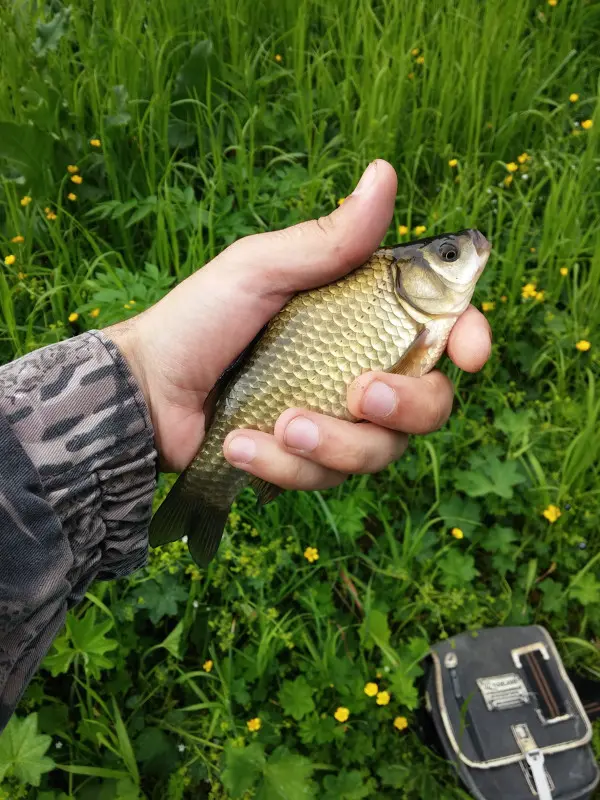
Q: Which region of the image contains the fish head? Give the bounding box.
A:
[391,228,491,320]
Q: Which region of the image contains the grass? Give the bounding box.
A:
[0,0,599,797]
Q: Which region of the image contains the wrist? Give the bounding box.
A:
[104,319,153,427]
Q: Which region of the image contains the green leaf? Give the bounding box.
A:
[104,85,132,129]
[138,574,188,624]
[480,525,517,553]
[378,764,412,788]
[222,742,266,799]
[438,496,481,537]
[438,550,479,589]
[455,456,526,499]
[539,579,565,613]
[134,728,178,776]
[0,713,55,786]
[494,408,534,440]
[359,608,390,651]
[257,747,315,800]
[569,573,600,606]
[323,769,375,799]
[32,7,71,57]
[158,619,185,659]
[0,122,55,189]
[174,40,215,100]
[278,676,316,721]
[43,608,118,679]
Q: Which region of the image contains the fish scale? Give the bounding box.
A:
[183,250,418,511]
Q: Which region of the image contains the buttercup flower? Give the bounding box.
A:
[247,717,261,732]
[398,225,409,235]
[68,312,79,323]
[46,211,57,221]
[304,546,319,563]
[506,162,518,173]
[364,682,379,697]
[560,267,568,276]
[275,54,282,63]
[504,174,513,187]
[203,660,213,672]
[17,272,26,281]
[535,290,545,302]
[67,193,77,201]
[448,158,458,167]
[90,308,100,318]
[411,48,420,56]
[394,716,408,731]
[414,225,426,235]
[517,153,529,164]
[416,55,425,65]
[338,197,346,206]
[71,175,83,185]
[543,505,561,523]
[451,527,464,540]
[4,255,16,266]
[522,283,537,299]
[90,138,101,147]
[407,72,414,80]
[11,235,24,244]
[569,93,579,103]
[576,340,591,352]
[481,301,495,312]
[20,196,32,207]
[334,707,350,723]
[581,120,593,130]
[67,165,79,174]
[548,0,557,6]
[500,295,507,302]
[376,691,391,706]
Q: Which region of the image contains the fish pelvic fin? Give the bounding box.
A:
[149,474,230,567]
[249,475,282,505]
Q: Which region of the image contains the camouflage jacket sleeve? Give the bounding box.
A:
[0,330,158,730]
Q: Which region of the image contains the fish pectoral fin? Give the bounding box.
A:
[249,476,283,505]
[149,473,230,567]
[387,326,432,377]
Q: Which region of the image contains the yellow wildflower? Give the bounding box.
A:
[504,174,514,187]
[451,527,464,540]
[416,55,425,65]
[46,212,57,221]
[543,505,561,523]
[506,162,518,173]
[67,193,77,201]
[90,138,101,147]
[90,308,100,318]
[337,197,346,206]
[17,272,26,280]
[124,303,131,310]
[394,716,409,731]
[274,54,282,63]
[68,312,79,323]
[67,165,79,174]
[71,174,83,185]
[407,72,414,80]
[448,158,458,167]
[548,0,557,6]
[304,546,319,563]
[500,295,507,302]
[569,93,579,103]
[4,255,16,266]
[203,660,213,672]
[522,282,537,299]
[481,301,495,313]
[581,119,593,130]
[411,48,420,56]
[518,153,529,164]
[20,196,32,207]
[364,682,379,697]
[376,691,391,706]
[530,247,536,253]
[247,717,261,732]
[535,291,545,302]
[576,340,591,352]
[334,707,350,723]
[414,225,426,235]
[560,267,568,276]
[398,225,409,236]
[11,235,24,244]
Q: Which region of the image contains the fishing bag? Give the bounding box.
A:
[418,625,600,800]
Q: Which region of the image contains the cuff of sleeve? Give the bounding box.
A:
[0,330,158,594]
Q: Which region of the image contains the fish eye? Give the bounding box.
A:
[439,241,459,262]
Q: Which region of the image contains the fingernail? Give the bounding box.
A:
[351,160,378,196]
[226,436,257,464]
[361,380,396,418]
[284,416,320,452]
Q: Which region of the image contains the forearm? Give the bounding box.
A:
[0,330,158,729]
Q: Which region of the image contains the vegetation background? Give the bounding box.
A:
[0,0,599,797]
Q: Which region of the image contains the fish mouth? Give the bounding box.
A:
[468,228,491,258]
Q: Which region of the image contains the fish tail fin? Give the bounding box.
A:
[149,474,230,567]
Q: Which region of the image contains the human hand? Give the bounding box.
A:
[107,159,491,486]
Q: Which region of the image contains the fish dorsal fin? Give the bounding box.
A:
[203,324,267,429]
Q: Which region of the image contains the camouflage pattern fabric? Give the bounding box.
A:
[0,331,157,731]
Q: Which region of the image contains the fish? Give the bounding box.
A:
[149,228,491,566]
